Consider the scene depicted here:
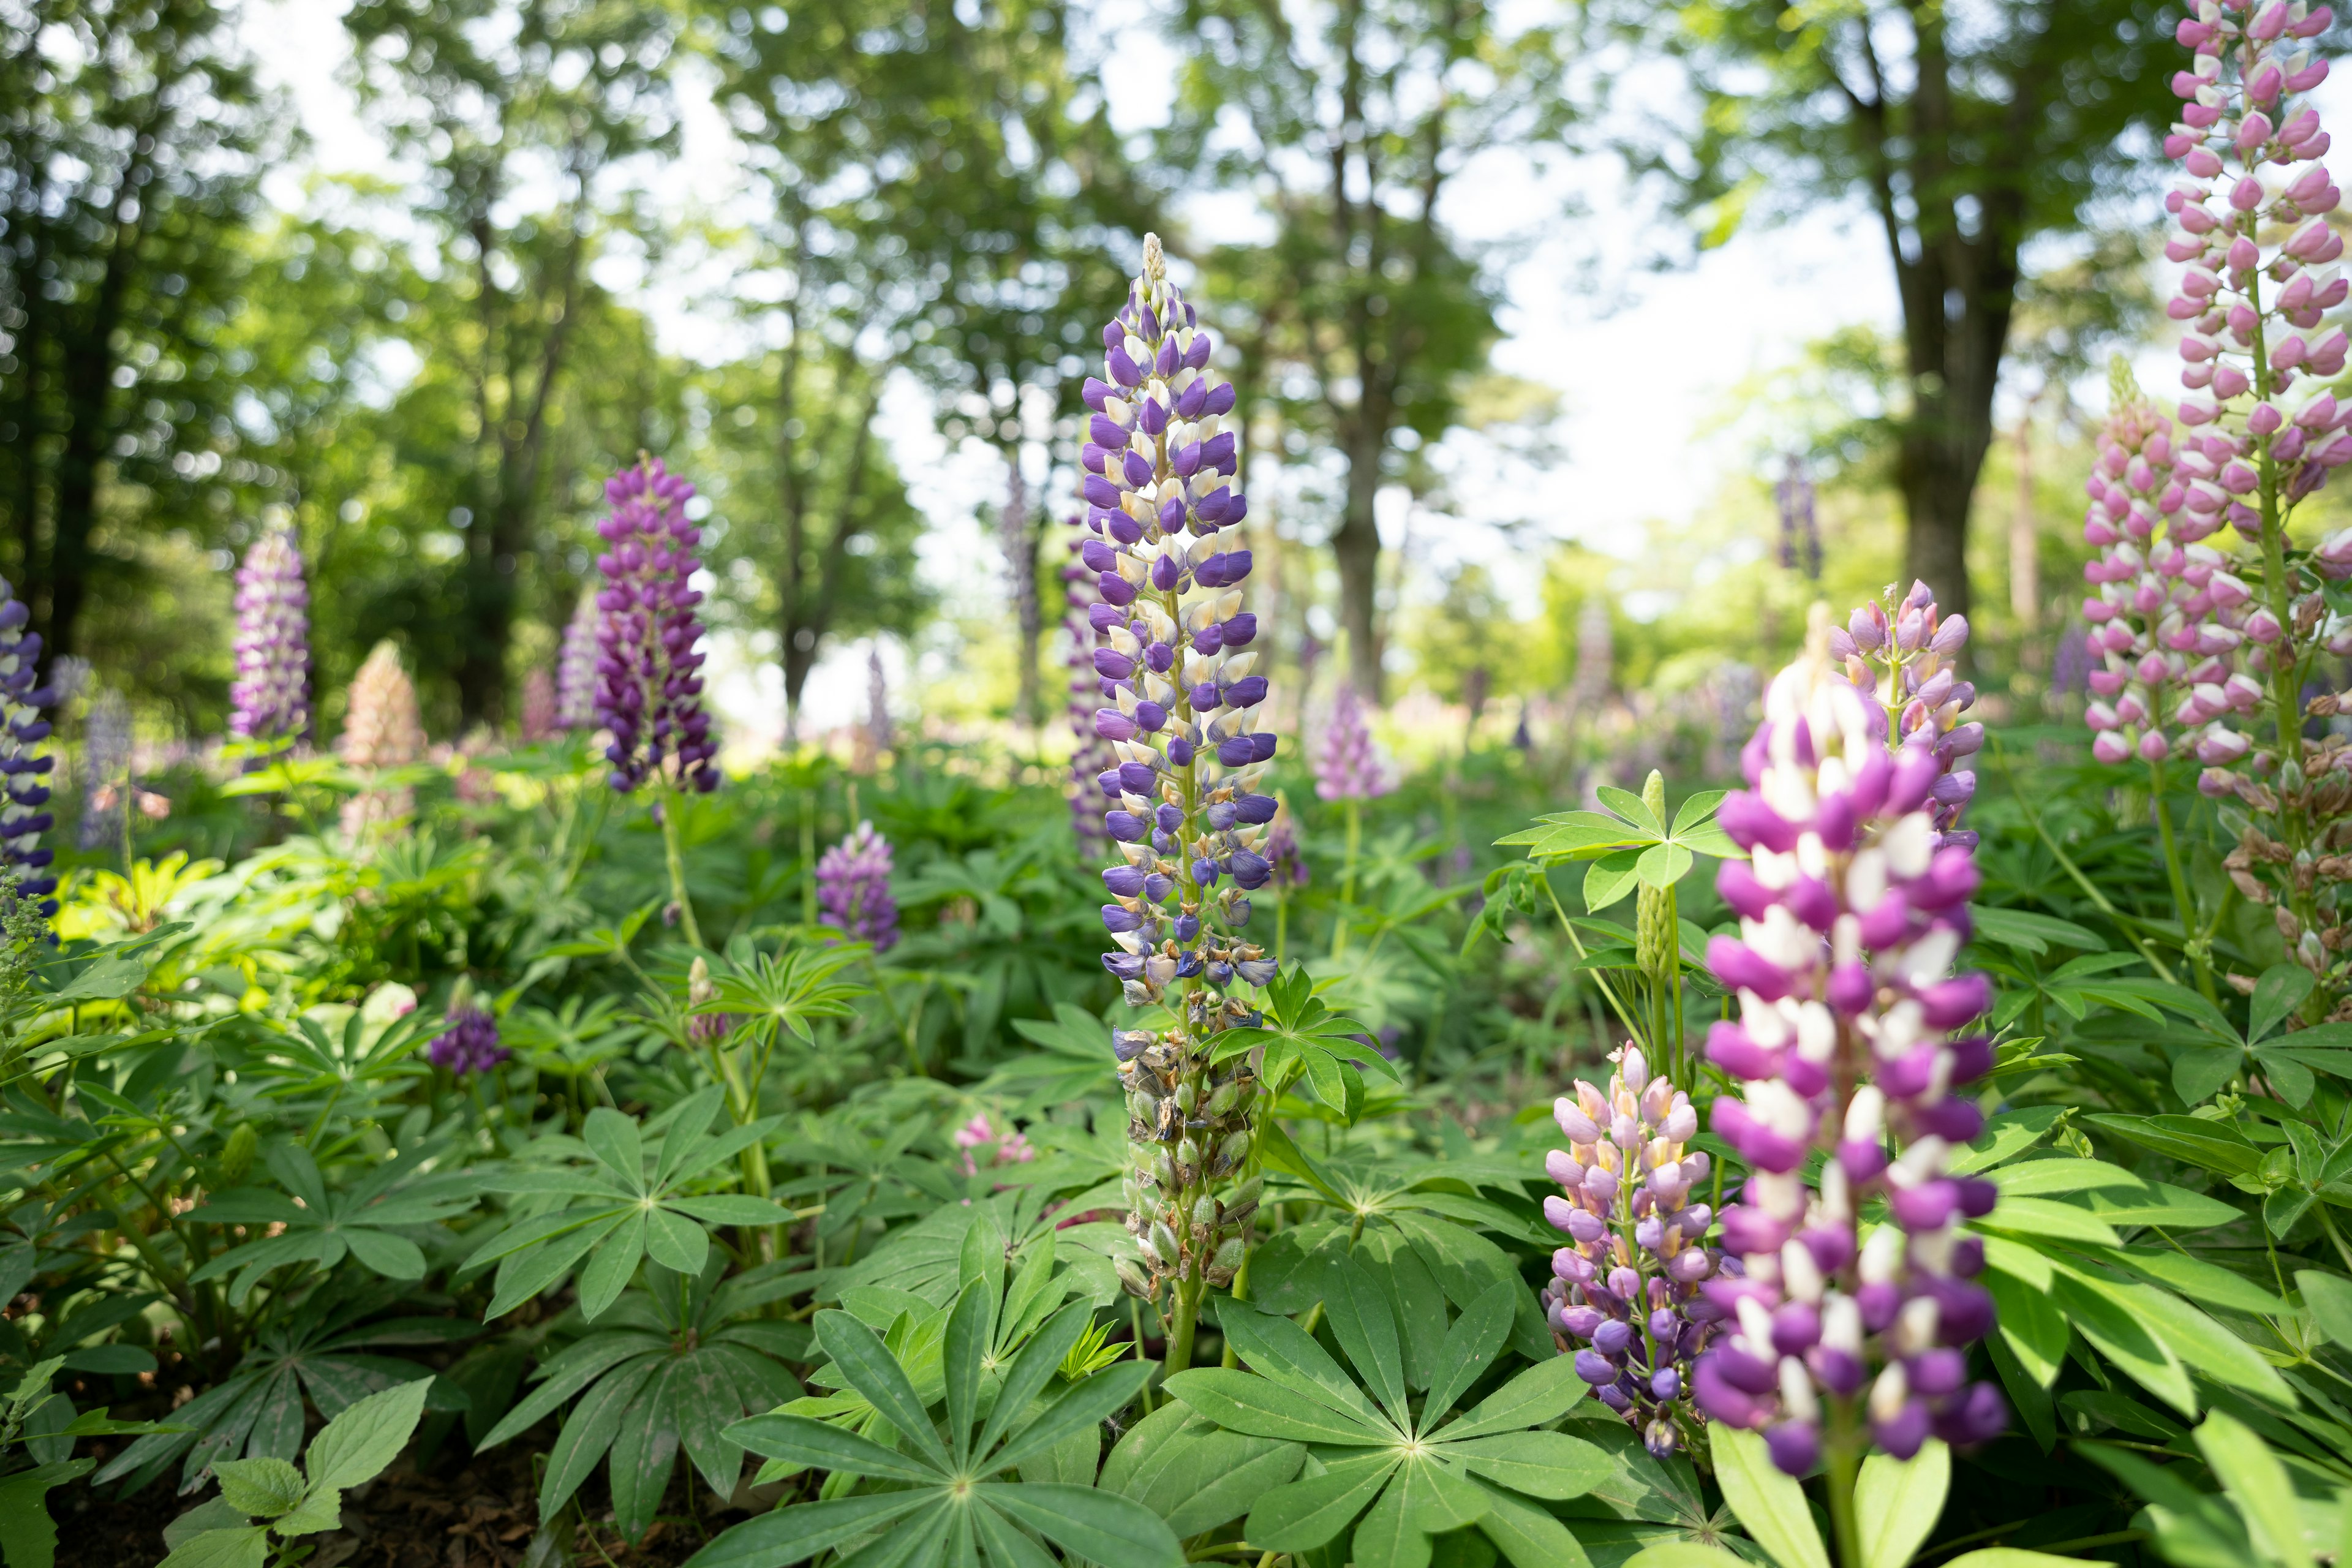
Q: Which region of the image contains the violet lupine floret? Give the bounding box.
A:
[1084,234,1278,1003]
[1314,682,1392,802]
[1828,581,1982,848]
[1692,621,2005,1476]
[594,460,718,796]
[555,588,601,732]
[0,582,56,918]
[1063,513,1115,858]
[818,821,898,951]
[228,529,311,747]
[427,1001,508,1075]
[1539,1046,1722,1457]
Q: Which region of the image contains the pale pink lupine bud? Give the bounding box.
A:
[2245,608,2284,642]
[2213,365,2252,399]
[2292,7,2335,40]
[2315,527,2352,565]
[2200,767,2237,796]
[2187,146,2226,177]
[2225,673,2266,708]
[2209,570,2252,606]
[2181,203,2218,233]
[2297,392,2340,428]
[1849,605,1887,651]
[2286,60,2331,92]
[2169,293,2204,320]
[2165,134,2198,160]
[2249,61,2285,100]
[2180,399,2219,424]
[2250,402,2285,434]
[2139,731,2173,761]
[2287,164,2333,204]
[2228,235,2262,271]
[1930,614,1969,656]
[2220,460,2258,491]
[2250,1,2290,40]
[2087,700,2120,731]
[2231,175,2267,208]
[2094,733,2133,764]
[2116,692,2148,724]
[2321,278,2352,308]
[2197,726,2252,764]
[2089,668,2127,696]
[2182,335,2218,363]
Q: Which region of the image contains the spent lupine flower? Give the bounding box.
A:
[228,528,312,750]
[1082,237,1272,1351]
[817,821,898,951]
[1828,582,1985,849]
[519,669,558,744]
[0,582,57,920]
[79,688,132,853]
[427,998,508,1076]
[2070,360,2255,769]
[1691,636,2006,1476]
[1314,682,1391,802]
[339,641,424,837]
[594,459,718,797]
[1539,1045,1723,1458]
[554,588,601,731]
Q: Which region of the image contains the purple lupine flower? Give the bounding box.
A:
[1828,581,1981,848]
[555,587,601,731]
[1084,233,1279,1006]
[2049,623,2092,703]
[78,688,131,852]
[0,582,56,918]
[1539,1045,1722,1457]
[1265,801,1309,888]
[1314,683,1391,802]
[594,460,718,796]
[228,529,311,748]
[866,646,892,756]
[2067,364,2247,768]
[428,1000,508,1075]
[1690,617,2005,1475]
[1064,514,1116,858]
[1775,459,1821,581]
[818,821,897,951]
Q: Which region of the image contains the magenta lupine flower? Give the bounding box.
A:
[595,461,718,796]
[1828,582,1983,848]
[818,821,898,951]
[1691,633,2005,1476]
[555,588,600,732]
[427,1001,508,1075]
[1539,1046,1722,1458]
[228,529,311,748]
[1083,234,1279,1001]
[1314,683,1390,803]
[0,583,56,918]
[1065,514,1116,857]
[2166,1,2352,517]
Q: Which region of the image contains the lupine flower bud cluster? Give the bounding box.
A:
[1539,1046,1721,1457]
[427,1000,508,1076]
[1063,513,1116,857]
[817,821,898,951]
[1692,620,2005,1476]
[2076,363,2261,769]
[1080,237,1275,1322]
[555,588,601,732]
[0,583,56,919]
[228,529,311,748]
[1080,234,1278,1003]
[1828,582,1983,849]
[595,460,718,797]
[340,641,424,837]
[1314,682,1392,802]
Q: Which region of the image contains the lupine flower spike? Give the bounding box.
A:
[0,581,56,919]
[1828,582,1983,848]
[1694,601,2006,1476]
[340,641,424,838]
[228,528,311,752]
[554,587,601,732]
[595,459,718,797]
[1314,682,1391,801]
[1540,1046,1721,1457]
[817,821,899,951]
[1082,236,1275,1364]
[519,669,558,744]
[428,986,508,1076]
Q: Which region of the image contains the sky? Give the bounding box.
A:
[243,0,1913,737]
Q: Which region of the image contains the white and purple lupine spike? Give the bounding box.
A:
[554,587,601,732]
[1691,631,2005,1476]
[228,528,311,748]
[1082,234,1278,1003]
[818,821,898,951]
[1826,581,1982,849]
[1064,514,1115,857]
[1539,1046,1722,1458]
[1314,682,1392,802]
[427,1001,508,1075]
[0,582,56,918]
[594,459,718,797]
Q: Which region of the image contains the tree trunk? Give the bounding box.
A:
[1332,424,1384,701]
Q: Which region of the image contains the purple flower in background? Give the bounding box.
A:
[818,821,898,951]
[1828,581,1982,848]
[1690,617,2004,1474]
[428,1000,508,1075]
[1314,683,1390,802]
[79,688,131,852]
[1539,1045,1721,1457]
[595,459,718,796]
[0,581,56,918]
[556,587,601,732]
[1265,802,1309,889]
[1775,459,1821,581]
[2050,622,2092,702]
[228,529,311,748]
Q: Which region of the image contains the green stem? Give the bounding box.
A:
[1544,878,1646,1052]
[1162,1269,1205,1384]
[1332,799,1361,958]
[1825,1426,1864,1568]
[655,776,704,949]
[2147,758,2215,1002]
[2316,1200,2352,1275]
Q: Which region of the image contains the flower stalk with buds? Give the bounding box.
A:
[1083,236,1280,1379]
[228,528,311,755]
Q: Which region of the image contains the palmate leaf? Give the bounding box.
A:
[1497,788,1741,881]
[695,1273,1181,1568]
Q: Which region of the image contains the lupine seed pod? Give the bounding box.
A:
[554,587,601,731]
[595,459,718,796]
[1691,616,2006,1475]
[228,528,311,749]
[1540,1044,1722,1457]
[0,582,56,919]
[1082,237,1276,1320]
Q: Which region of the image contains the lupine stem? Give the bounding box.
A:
[1825,1428,1865,1568]
[2146,757,2215,1001]
[655,775,704,949]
